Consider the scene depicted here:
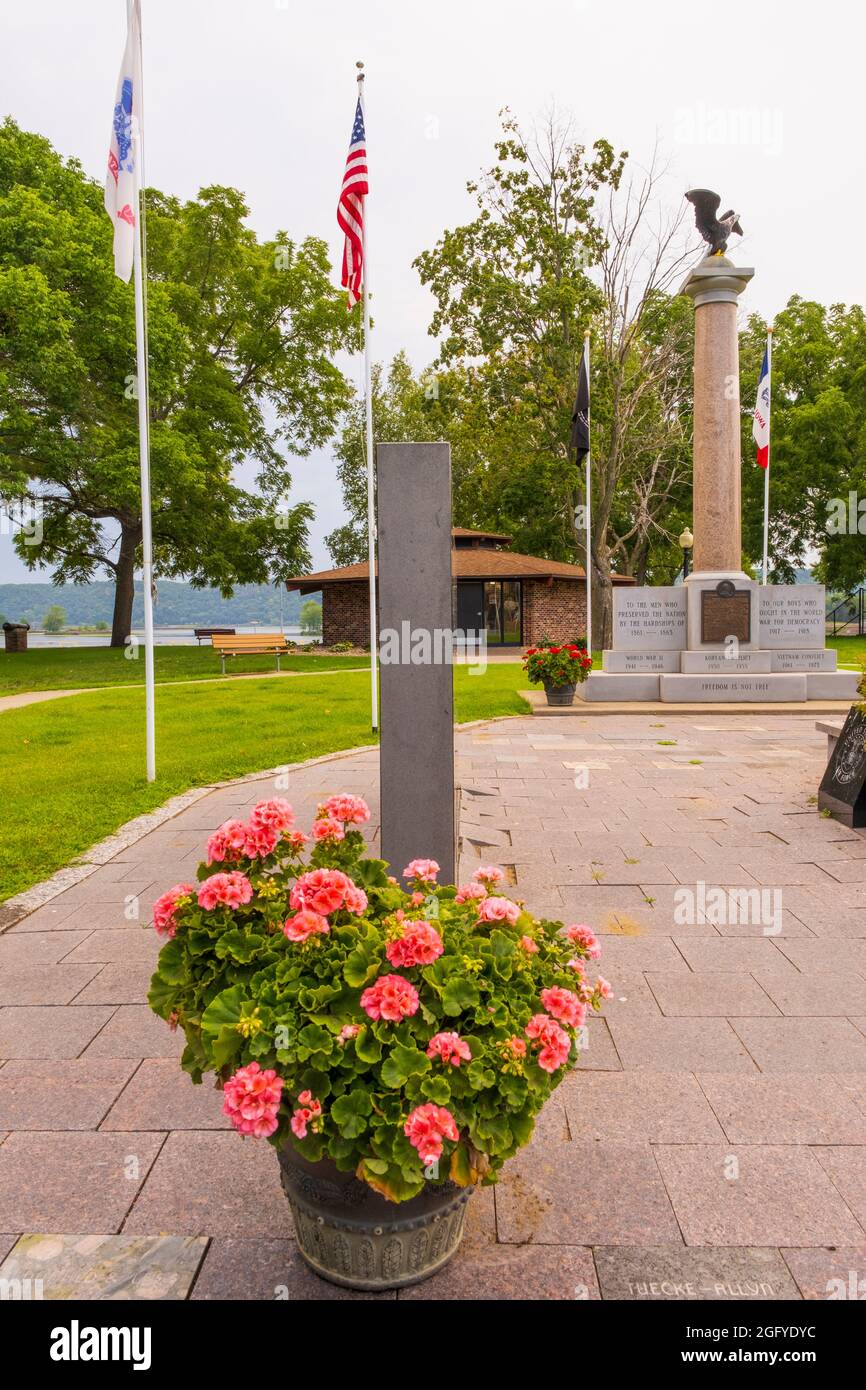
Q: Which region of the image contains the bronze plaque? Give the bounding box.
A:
[701,588,751,643]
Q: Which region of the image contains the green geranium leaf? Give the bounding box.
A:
[331,1088,373,1138]
[343,939,381,988]
[442,977,481,1016]
[215,929,269,963]
[155,938,187,985]
[297,1023,334,1056]
[466,1059,496,1091]
[354,1026,383,1064]
[211,1024,244,1069]
[420,1074,452,1104]
[201,986,244,1036]
[381,1042,431,1089]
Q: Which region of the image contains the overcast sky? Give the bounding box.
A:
[2,0,864,583]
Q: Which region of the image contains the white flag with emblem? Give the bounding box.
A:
[104,1,142,282]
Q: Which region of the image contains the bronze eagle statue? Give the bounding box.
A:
[685,189,743,256]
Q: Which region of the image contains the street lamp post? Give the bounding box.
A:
[679,527,694,581]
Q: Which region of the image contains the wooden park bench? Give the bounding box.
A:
[211,632,292,675]
[194,627,236,645]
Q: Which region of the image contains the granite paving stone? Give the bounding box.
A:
[810,1146,866,1227]
[495,1141,682,1246]
[646,971,780,1017]
[0,931,92,965]
[190,1237,395,1300]
[101,1059,230,1130]
[0,1233,208,1300]
[0,1006,114,1060]
[0,964,102,1006]
[123,1132,294,1237]
[731,1018,866,1073]
[0,1058,136,1130]
[752,970,866,1017]
[608,1017,758,1073]
[697,1073,866,1144]
[62,929,162,964]
[653,1145,865,1247]
[562,1071,725,1143]
[82,1006,184,1060]
[780,1246,866,1300]
[71,960,160,1006]
[594,1245,800,1300]
[0,1132,163,1232]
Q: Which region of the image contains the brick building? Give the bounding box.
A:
[287,528,635,648]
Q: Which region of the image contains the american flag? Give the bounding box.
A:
[337,95,368,307]
[752,343,770,469]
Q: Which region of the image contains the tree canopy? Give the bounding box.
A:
[0,120,355,644]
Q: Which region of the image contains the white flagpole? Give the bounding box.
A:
[357,64,378,732]
[583,330,593,658]
[130,0,155,780]
[762,326,772,586]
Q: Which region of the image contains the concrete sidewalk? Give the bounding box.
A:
[1,713,866,1300]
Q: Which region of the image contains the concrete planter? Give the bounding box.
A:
[278,1144,471,1290]
[543,680,577,706]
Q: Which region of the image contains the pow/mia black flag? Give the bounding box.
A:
[570,348,590,460]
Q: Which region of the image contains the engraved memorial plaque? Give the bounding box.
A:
[701,585,751,644]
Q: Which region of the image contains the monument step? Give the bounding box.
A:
[806,671,860,699]
[577,672,661,701]
[660,673,807,702]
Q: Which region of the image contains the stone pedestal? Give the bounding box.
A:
[571,256,855,707]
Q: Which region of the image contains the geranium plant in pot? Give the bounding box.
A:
[523,641,593,705]
[148,793,610,1290]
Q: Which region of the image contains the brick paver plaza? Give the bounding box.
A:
[2,712,866,1299]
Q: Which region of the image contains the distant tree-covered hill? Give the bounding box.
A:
[0,580,316,629]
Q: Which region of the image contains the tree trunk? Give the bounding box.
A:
[110,526,140,648]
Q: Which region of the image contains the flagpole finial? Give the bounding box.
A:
[356,60,365,83]
[583,329,590,340]
[767,324,774,334]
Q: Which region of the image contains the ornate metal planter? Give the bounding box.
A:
[278,1145,472,1290]
[543,680,576,706]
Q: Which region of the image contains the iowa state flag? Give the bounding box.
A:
[752,345,770,469]
[104,0,142,282]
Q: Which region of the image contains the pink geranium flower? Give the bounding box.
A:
[283,908,330,943]
[197,871,254,911]
[360,973,420,1022]
[319,794,370,825]
[403,858,440,884]
[205,819,248,865]
[472,865,504,884]
[386,920,444,968]
[541,986,586,1029]
[519,934,539,954]
[338,1023,361,1044]
[455,882,487,904]
[152,883,195,939]
[290,868,367,917]
[290,1091,322,1139]
[243,823,279,860]
[288,830,309,851]
[525,1013,571,1073]
[426,1031,472,1066]
[595,975,613,1000]
[477,895,520,925]
[311,816,346,842]
[223,1062,283,1138]
[564,924,601,959]
[249,798,295,833]
[404,1103,459,1166]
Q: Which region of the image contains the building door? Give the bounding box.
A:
[456,582,484,637]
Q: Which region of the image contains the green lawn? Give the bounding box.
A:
[828,636,866,669]
[0,645,365,694]
[0,663,530,901]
